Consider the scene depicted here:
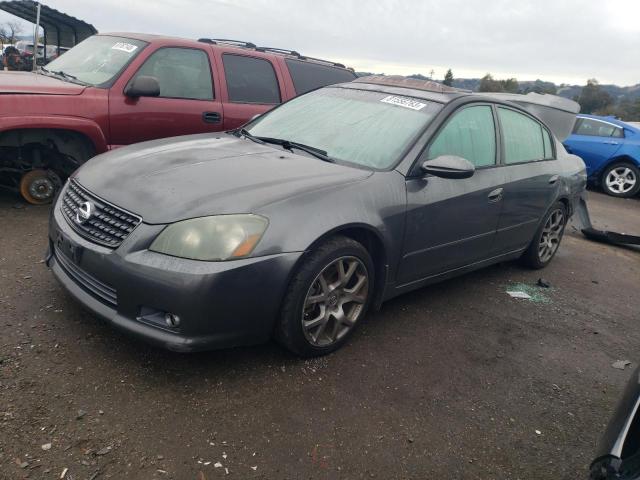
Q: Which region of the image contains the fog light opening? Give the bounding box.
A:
[165,312,181,328]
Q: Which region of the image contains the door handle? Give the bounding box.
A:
[549,175,560,185]
[202,111,221,124]
[488,187,503,203]
[603,141,619,145]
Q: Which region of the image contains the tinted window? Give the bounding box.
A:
[498,107,548,163]
[223,54,280,104]
[133,48,213,100]
[574,118,620,137]
[427,105,496,167]
[285,59,356,95]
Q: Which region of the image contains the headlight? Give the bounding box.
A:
[150,214,268,261]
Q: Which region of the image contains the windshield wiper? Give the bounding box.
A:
[235,129,335,163]
[256,136,334,163]
[39,67,88,85]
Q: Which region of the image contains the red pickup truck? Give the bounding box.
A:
[0,33,356,203]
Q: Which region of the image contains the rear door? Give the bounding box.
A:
[398,104,504,284]
[109,46,223,145]
[215,53,285,130]
[493,107,560,254]
[565,117,624,175]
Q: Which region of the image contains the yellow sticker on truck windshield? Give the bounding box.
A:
[380,95,427,111]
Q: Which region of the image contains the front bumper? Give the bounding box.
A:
[47,202,302,352]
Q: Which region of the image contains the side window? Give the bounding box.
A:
[427,105,496,167]
[612,127,624,139]
[574,118,617,137]
[542,128,554,159]
[133,48,213,100]
[498,107,547,163]
[222,54,281,104]
[285,59,356,95]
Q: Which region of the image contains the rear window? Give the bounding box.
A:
[285,59,356,95]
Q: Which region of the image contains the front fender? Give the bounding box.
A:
[0,115,108,153]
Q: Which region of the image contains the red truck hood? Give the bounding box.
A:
[0,71,86,95]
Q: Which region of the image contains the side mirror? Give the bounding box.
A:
[125,75,160,98]
[421,155,475,179]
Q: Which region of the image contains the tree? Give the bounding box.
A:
[0,21,22,46]
[500,78,519,93]
[577,79,613,114]
[479,74,501,92]
[443,69,454,87]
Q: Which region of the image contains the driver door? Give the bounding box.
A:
[397,104,505,285]
[109,46,223,145]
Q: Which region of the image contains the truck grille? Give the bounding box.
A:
[61,180,141,248]
[54,247,118,308]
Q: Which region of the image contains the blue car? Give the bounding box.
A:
[564,114,640,197]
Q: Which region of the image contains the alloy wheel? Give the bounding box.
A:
[302,256,369,347]
[605,166,637,195]
[538,209,565,263]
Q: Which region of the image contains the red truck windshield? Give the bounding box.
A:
[44,35,147,87]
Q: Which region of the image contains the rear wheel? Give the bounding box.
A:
[601,162,640,198]
[276,236,374,357]
[19,169,60,205]
[520,202,567,269]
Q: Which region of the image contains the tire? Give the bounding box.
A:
[276,236,375,357]
[520,202,567,269]
[601,162,640,198]
[19,169,60,205]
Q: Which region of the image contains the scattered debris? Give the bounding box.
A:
[76,409,87,420]
[214,462,223,468]
[507,290,532,300]
[41,442,52,450]
[612,360,632,370]
[60,467,68,478]
[95,446,112,456]
[535,430,542,435]
[222,452,227,459]
[505,282,552,303]
[536,278,551,288]
[251,466,258,471]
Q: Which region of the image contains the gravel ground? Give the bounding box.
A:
[0,189,638,480]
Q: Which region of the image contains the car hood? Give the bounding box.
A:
[75,134,373,224]
[0,71,86,95]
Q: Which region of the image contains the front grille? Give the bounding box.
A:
[61,181,141,248]
[54,247,118,308]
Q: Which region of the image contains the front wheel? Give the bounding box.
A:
[601,162,640,198]
[520,202,567,269]
[276,236,374,357]
[19,169,61,205]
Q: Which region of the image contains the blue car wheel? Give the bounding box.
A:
[601,162,640,198]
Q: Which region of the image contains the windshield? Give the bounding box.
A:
[44,35,147,87]
[246,87,441,169]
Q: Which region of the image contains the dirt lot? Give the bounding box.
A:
[0,189,638,480]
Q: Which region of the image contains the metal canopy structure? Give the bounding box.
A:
[0,0,96,50]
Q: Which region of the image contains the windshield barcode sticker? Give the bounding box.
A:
[380,95,427,110]
[111,42,138,53]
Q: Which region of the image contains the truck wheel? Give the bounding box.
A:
[19,170,60,205]
[601,162,640,198]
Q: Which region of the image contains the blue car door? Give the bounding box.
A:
[564,117,623,175]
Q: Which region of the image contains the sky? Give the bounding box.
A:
[1,0,639,86]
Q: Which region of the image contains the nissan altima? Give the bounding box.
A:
[46,76,586,357]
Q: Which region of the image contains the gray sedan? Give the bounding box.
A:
[46,76,587,356]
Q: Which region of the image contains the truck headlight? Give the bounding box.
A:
[150,214,268,261]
